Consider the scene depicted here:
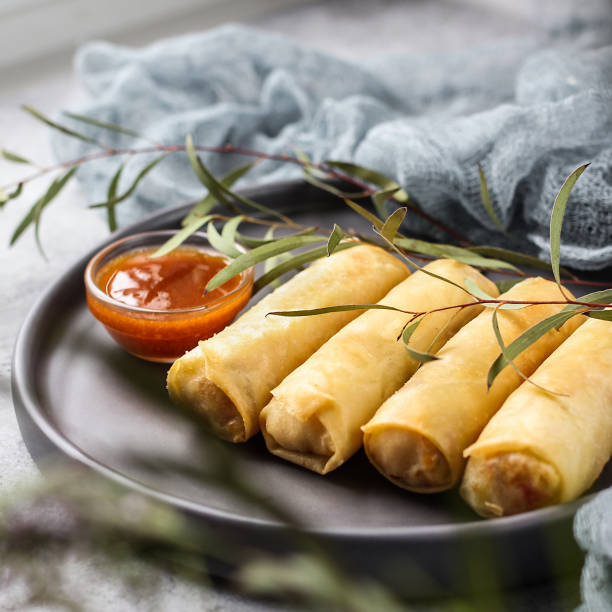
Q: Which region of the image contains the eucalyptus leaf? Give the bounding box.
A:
[63,112,144,140]
[268,302,409,318]
[207,221,241,258]
[477,164,506,232]
[206,235,327,291]
[469,246,572,277]
[464,278,526,309]
[105,163,124,232]
[377,231,473,294]
[295,150,329,179]
[89,153,170,210]
[253,242,357,294]
[371,187,400,218]
[489,309,529,389]
[562,288,612,312]
[302,170,367,200]
[587,310,612,321]
[550,163,589,289]
[235,227,319,249]
[394,237,519,272]
[23,105,101,147]
[182,162,256,227]
[327,224,344,256]
[185,134,238,213]
[10,166,78,251]
[487,309,580,388]
[186,135,292,223]
[495,279,523,293]
[221,215,244,249]
[1,149,33,164]
[380,207,407,243]
[151,214,214,257]
[326,160,412,205]
[0,182,23,206]
[343,198,383,228]
[401,320,439,363]
[262,227,285,280]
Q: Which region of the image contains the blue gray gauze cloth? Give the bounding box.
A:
[52,18,612,610]
[53,20,612,270]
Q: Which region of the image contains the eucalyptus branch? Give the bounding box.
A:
[1,142,470,244]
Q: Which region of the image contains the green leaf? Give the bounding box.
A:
[380,207,407,243]
[185,135,242,214]
[89,153,170,210]
[268,303,410,318]
[464,278,527,309]
[221,215,244,249]
[1,149,33,164]
[469,246,573,277]
[151,214,214,257]
[326,160,413,205]
[487,310,580,388]
[295,149,329,179]
[105,163,124,232]
[253,243,357,294]
[23,105,102,147]
[394,237,520,272]
[182,162,255,227]
[401,320,439,363]
[495,279,523,293]
[0,182,23,206]
[327,224,344,256]
[301,170,367,200]
[377,230,471,294]
[261,227,292,286]
[206,234,327,291]
[560,288,612,325]
[477,164,506,232]
[186,135,292,223]
[63,112,144,139]
[371,187,400,218]
[207,221,241,258]
[562,289,612,312]
[235,227,320,249]
[10,166,78,251]
[550,163,589,289]
[587,310,612,321]
[343,198,384,228]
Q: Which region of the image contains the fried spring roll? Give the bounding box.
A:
[461,317,612,517]
[167,244,408,442]
[362,277,583,493]
[259,259,498,474]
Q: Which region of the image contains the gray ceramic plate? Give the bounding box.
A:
[12,180,612,598]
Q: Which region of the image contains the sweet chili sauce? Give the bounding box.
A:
[86,245,253,362]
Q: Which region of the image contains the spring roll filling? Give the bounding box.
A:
[167,351,245,442]
[262,401,334,473]
[365,428,451,493]
[461,452,561,518]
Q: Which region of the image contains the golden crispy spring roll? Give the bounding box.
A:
[362,277,583,493]
[259,259,498,474]
[167,244,408,442]
[461,317,612,518]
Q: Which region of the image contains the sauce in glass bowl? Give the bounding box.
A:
[85,231,253,363]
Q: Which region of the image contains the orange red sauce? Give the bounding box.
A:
[86,246,252,362]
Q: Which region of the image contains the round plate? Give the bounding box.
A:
[12,180,611,598]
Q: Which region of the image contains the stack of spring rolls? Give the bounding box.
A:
[167,243,612,518]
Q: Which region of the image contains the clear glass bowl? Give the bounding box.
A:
[84,230,253,363]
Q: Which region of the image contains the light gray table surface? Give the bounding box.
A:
[0,1,602,609]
